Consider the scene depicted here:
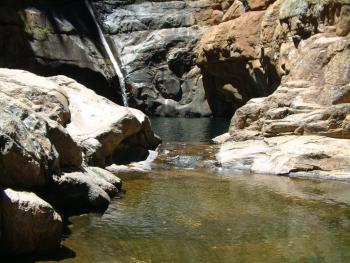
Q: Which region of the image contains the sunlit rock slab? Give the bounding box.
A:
[218,135,350,179]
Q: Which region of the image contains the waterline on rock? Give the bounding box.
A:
[84,0,128,107]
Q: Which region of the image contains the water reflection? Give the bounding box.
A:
[41,118,350,263]
[59,170,350,263]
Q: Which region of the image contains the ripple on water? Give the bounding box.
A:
[45,118,350,263]
[58,168,350,263]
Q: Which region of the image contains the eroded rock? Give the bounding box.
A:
[217,29,350,179]
[218,135,350,177]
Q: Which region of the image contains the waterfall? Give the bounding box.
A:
[84,0,128,107]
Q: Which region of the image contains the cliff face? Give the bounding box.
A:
[196,0,350,116]
[208,0,350,179]
[0,0,234,117]
[94,0,230,116]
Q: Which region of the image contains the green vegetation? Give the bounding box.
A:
[25,25,52,41]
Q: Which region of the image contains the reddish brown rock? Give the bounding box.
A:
[247,0,275,10]
[217,31,350,178]
[197,11,265,64]
[222,1,245,21]
[211,9,224,25]
[196,10,277,116]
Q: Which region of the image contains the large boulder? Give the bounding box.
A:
[0,69,82,188]
[0,189,62,254]
[50,75,160,167]
[0,68,157,187]
[0,68,162,255]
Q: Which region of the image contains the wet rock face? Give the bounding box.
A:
[94,0,226,117]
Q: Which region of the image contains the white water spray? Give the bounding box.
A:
[85,0,128,107]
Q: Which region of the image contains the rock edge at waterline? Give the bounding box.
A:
[214,5,350,179]
[0,68,160,255]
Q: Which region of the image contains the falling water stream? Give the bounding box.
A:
[85,0,128,107]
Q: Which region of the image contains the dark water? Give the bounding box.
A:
[47,118,350,263]
[150,117,230,143]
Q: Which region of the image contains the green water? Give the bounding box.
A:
[55,118,350,262]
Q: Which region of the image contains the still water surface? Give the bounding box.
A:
[55,118,350,262]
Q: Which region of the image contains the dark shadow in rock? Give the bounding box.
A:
[201,57,280,118]
[110,144,150,165]
[62,216,73,240]
[0,246,76,263]
[33,62,119,104]
[59,205,109,218]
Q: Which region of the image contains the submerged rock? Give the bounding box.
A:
[48,168,122,210]
[45,166,123,211]
[0,189,62,254]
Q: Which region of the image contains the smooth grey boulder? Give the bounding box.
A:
[0,189,63,254]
